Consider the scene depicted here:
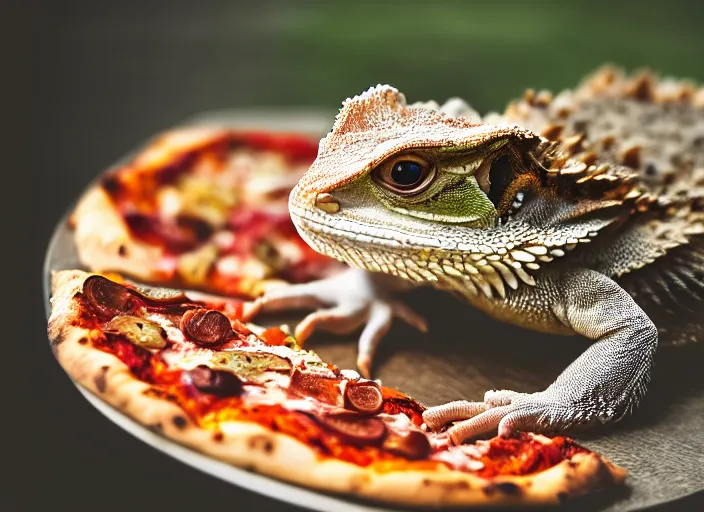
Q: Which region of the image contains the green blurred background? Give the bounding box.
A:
[270,0,704,111]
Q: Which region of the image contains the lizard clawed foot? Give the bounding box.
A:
[423,389,584,444]
[242,268,427,377]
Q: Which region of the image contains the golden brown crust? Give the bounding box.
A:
[48,270,626,507]
[71,187,168,282]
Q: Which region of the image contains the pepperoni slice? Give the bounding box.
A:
[82,275,134,317]
[180,309,233,345]
[344,380,383,415]
[382,430,432,460]
[317,413,386,446]
[185,365,243,397]
[289,368,342,406]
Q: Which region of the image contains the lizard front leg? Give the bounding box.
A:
[242,268,427,377]
[423,269,658,443]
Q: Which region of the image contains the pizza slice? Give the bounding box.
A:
[71,127,341,298]
[48,270,625,507]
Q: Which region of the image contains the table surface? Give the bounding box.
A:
[41,110,704,512]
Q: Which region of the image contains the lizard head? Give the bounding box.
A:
[288,85,551,296]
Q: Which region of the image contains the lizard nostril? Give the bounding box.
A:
[315,193,340,214]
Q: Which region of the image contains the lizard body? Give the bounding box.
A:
[251,68,704,442]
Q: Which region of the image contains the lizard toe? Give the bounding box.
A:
[441,391,582,443]
[241,268,426,377]
[422,400,489,429]
[294,304,368,343]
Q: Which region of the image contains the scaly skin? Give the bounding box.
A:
[250,68,704,443]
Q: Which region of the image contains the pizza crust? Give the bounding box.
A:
[70,127,233,284]
[48,270,626,507]
[70,185,303,299]
[71,187,170,282]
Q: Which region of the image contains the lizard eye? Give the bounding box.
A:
[373,154,435,195]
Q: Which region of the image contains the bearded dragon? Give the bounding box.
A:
[247,67,704,444]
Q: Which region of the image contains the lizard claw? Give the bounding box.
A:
[242,268,427,378]
[423,389,581,444]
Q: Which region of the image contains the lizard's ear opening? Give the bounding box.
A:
[474,150,519,208]
[485,153,514,206]
[474,140,540,211]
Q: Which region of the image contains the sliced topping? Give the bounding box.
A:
[382,430,432,460]
[177,244,218,286]
[259,326,293,347]
[185,365,244,397]
[209,350,292,383]
[290,368,343,406]
[82,275,134,317]
[180,309,233,345]
[131,285,191,305]
[175,173,238,227]
[317,412,387,446]
[344,380,383,415]
[123,212,212,254]
[104,316,167,349]
[380,387,426,424]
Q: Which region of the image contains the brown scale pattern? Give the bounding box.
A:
[494,67,704,276]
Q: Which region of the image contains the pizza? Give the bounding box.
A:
[48,269,625,507]
[48,125,627,507]
[70,127,340,299]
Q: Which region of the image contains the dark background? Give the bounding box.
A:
[11,1,704,510]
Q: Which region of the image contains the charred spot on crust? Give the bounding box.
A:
[94,365,110,393]
[348,474,371,492]
[568,460,578,469]
[143,387,165,399]
[118,244,128,257]
[212,432,224,443]
[594,457,620,484]
[248,434,275,454]
[78,337,89,345]
[146,423,164,433]
[101,174,122,195]
[422,478,470,490]
[172,415,188,430]
[483,482,522,496]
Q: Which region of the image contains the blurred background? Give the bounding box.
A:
[17,0,704,510]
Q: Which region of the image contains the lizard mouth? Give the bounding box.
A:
[288,200,446,254]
